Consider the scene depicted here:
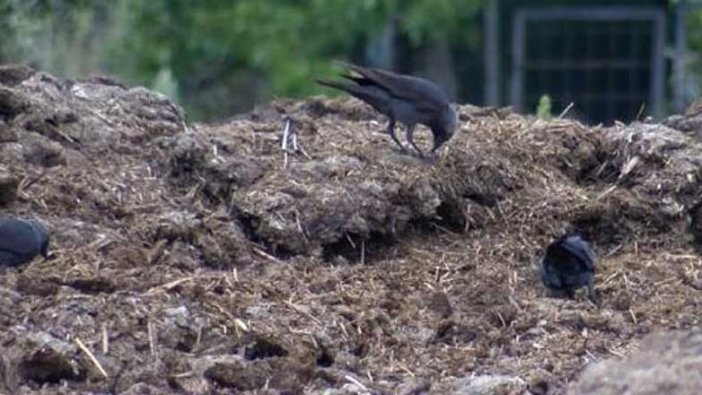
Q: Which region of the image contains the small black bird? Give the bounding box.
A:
[540,234,598,305]
[0,218,50,267]
[317,62,458,156]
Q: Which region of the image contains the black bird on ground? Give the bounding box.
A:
[317,62,458,156]
[540,233,598,305]
[0,218,50,268]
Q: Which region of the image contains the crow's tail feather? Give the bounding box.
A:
[340,73,375,86]
[318,78,383,104]
[316,79,354,93]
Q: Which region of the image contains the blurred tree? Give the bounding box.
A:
[0,0,484,120]
[0,0,110,77]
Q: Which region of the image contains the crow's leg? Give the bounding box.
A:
[386,120,405,151]
[544,288,558,298]
[431,135,445,153]
[405,124,424,157]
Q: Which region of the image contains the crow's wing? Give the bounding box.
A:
[27,220,50,257]
[343,63,448,114]
[540,256,563,288]
[316,79,392,115]
[0,220,39,256]
[560,236,595,271]
[0,250,25,267]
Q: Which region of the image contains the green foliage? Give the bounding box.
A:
[0,0,107,77]
[0,0,484,119]
[536,94,552,120]
[109,0,484,118]
[152,67,179,102]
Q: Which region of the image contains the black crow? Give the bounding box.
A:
[317,62,458,156]
[0,218,50,267]
[540,234,598,305]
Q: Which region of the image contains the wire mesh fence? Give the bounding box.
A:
[510,7,665,124]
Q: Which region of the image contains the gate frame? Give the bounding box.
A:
[510,7,666,119]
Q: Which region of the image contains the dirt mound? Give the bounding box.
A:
[0,66,701,394]
[570,328,702,395]
[662,98,702,140]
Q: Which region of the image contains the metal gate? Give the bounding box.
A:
[510,7,666,124]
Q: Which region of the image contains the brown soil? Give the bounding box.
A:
[0,66,701,394]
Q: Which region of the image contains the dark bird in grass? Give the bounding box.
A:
[540,233,598,305]
[0,218,50,267]
[317,62,458,156]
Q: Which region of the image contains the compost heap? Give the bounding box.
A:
[0,65,701,394]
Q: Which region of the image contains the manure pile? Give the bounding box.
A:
[0,65,701,394]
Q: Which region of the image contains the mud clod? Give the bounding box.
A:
[19,348,81,384]
[244,337,289,360]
